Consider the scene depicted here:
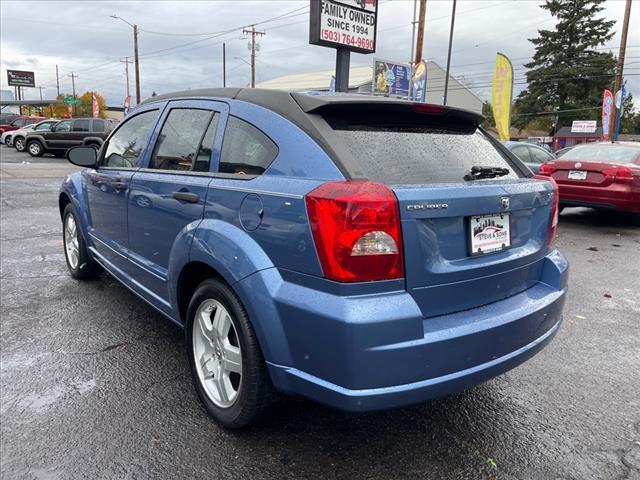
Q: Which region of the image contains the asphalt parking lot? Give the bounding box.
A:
[1,144,639,480]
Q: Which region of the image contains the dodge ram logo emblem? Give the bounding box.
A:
[501,197,509,210]
[574,162,582,169]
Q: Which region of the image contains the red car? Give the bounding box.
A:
[0,115,45,135]
[539,142,640,213]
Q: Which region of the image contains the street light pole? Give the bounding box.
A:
[443,0,457,106]
[609,0,632,141]
[111,15,141,104]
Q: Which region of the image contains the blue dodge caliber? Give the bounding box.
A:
[60,89,568,428]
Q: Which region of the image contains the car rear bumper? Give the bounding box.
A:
[268,313,562,412]
[558,183,640,212]
[245,250,568,412]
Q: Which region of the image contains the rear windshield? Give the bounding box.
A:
[334,125,520,184]
[564,145,639,164]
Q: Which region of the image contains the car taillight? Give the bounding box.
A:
[305,180,404,282]
[602,166,633,183]
[533,175,559,247]
[538,163,556,176]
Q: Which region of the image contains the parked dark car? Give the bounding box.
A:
[504,141,556,173]
[0,115,45,135]
[538,142,640,213]
[11,119,60,152]
[25,117,118,157]
[60,89,567,428]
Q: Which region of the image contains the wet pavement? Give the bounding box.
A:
[1,144,639,480]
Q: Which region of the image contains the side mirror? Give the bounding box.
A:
[67,146,97,168]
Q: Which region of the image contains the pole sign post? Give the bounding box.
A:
[373,59,411,97]
[7,70,35,88]
[310,0,378,92]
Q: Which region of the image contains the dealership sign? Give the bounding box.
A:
[310,0,378,54]
[373,59,410,97]
[570,120,597,133]
[7,70,35,88]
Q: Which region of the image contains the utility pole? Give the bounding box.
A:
[414,0,427,65]
[55,64,60,97]
[68,72,78,116]
[37,86,45,100]
[110,16,141,104]
[609,0,633,141]
[242,25,265,88]
[223,43,227,88]
[120,57,132,98]
[133,24,141,104]
[443,0,457,106]
[410,0,418,64]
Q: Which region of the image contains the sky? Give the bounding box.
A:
[1,0,638,108]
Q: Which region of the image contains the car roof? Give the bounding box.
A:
[141,87,483,127]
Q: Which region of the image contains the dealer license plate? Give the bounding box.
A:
[470,213,511,256]
[568,170,588,180]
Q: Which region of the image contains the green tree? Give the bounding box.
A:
[513,0,616,130]
[619,92,640,134]
[75,91,107,118]
[482,101,496,128]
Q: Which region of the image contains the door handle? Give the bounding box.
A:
[171,191,199,203]
[111,181,127,190]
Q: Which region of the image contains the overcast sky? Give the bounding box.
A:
[1,0,638,108]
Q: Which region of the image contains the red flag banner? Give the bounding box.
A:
[92,93,99,118]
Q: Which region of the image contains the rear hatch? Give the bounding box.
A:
[312,99,555,318]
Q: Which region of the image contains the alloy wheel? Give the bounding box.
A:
[192,299,243,408]
[64,214,80,269]
[28,142,41,156]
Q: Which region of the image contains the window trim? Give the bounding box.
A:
[217,114,279,178]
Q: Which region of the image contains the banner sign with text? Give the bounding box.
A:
[492,53,513,142]
[601,89,613,140]
[410,60,427,102]
[7,70,35,88]
[571,120,597,133]
[310,0,378,54]
[373,59,410,97]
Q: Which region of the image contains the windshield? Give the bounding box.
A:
[334,126,520,184]
[565,145,639,164]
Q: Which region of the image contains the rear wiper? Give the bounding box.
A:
[464,166,510,181]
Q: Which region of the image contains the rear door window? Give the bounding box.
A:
[149,108,216,171]
[511,145,531,163]
[73,120,90,132]
[528,146,553,164]
[92,119,105,132]
[334,125,520,184]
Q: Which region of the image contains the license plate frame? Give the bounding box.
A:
[469,213,512,256]
[568,170,588,180]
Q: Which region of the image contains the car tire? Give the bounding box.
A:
[186,278,274,429]
[27,140,44,157]
[14,137,26,152]
[62,204,102,280]
[5,136,13,147]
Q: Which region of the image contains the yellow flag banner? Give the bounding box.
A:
[492,53,514,141]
